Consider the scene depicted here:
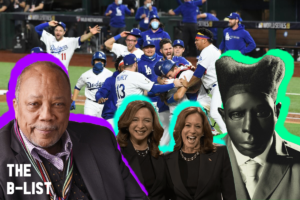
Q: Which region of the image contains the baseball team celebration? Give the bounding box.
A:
[0,0,299,199]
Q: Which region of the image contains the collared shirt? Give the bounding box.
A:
[231,135,273,183]
[19,128,73,171]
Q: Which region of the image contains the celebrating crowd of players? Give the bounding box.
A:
[30,0,256,141]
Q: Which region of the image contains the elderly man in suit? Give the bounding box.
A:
[0,61,147,200]
[216,55,300,200]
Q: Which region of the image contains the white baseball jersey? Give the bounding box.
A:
[75,68,113,101]
[115,70,154,107]
[166,69,194,115]
[111,43,144,59]
[41,30,81,70]
[197,44,220,89]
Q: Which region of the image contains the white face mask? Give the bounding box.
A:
[118,0,122,4]
[146,3,151,7]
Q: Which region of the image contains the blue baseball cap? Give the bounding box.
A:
[123,54,137,66]
[150,14,160,22]
[173,39,184,48]
[227,12,240,20]
[55,21,66,31]
[154,60,164,76]
[31,47,44,53]
[143,40,155,48]
[160,60,176,76]
[128,28,142,38]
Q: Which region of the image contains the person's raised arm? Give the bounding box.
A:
[105,5,113,16]
[104,31,129,51]
[80,25,101,42]
[35,21,56,36]
[29,2,44,12]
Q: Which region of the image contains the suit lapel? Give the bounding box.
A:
[225,136,250,200]
[167,151,192,200]
[149,156,163,194]
[252,142,291,200]
[70,129,108,200]
[121,141,145,185]
[194,151,218,199]
[10,125,49,200]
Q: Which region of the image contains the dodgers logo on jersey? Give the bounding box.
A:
[50,45,68,54]
[225,32,230,41]
[146,35,151,41]
[87,81,103,90]
[116,7,122,16]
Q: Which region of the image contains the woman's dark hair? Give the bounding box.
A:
[117,100,163,158]
[114,56,124,71]
[197,28,214,44]
[173,107,216,154]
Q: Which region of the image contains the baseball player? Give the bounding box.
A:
[172,39,215,132]
[181,28,227,134]
[71,51,113,118]
[155,59,197,118]
[115,54,182,107]
[104,28,144,59]
[95,56,125,127]
[35,20,101,70]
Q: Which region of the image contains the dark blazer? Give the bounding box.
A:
[0,120,148,200]
[121,140,169,200]
[164,146,237,200]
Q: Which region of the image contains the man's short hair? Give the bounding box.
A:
[115,56,124,71]
[197,28,214,44]
[159,38,172,50]
[15,61,71,102]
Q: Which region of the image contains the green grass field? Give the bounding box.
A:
[0,62,299,136]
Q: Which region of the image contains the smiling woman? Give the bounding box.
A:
[117,100,170,199]
[164,107,237,200]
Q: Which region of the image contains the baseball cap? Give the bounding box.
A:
[143,40,155,48]
[160,60,176,76]
[227,12,240,20]
[31,47,44,53]
[123,54,137,66]
[150,14,160,22]
[127,28,142,38]
[173,39,184,48]
[55,21,66,31]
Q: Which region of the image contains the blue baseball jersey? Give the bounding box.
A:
[95,71,119,120]
[172,56,191,66]
[173,0,203,23]
[135,6,158,30]
[105,2,131,28]
[137,28,171,56]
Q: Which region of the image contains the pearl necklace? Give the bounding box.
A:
[180,149,199,161]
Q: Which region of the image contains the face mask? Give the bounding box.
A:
[93,62,104,75]
[118,0,122,4]
[146,3,151,7]
[151,21,159,30]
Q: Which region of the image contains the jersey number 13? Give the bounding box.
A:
[117,84,125,99]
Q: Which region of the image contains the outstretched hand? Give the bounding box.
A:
[89,25,101,35]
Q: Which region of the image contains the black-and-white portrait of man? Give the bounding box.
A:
[216,55,300,200]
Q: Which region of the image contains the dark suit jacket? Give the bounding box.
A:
[224,133,300,200]
[164,146,237,200]
[0,120,148,200]
[121,140,169,200]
